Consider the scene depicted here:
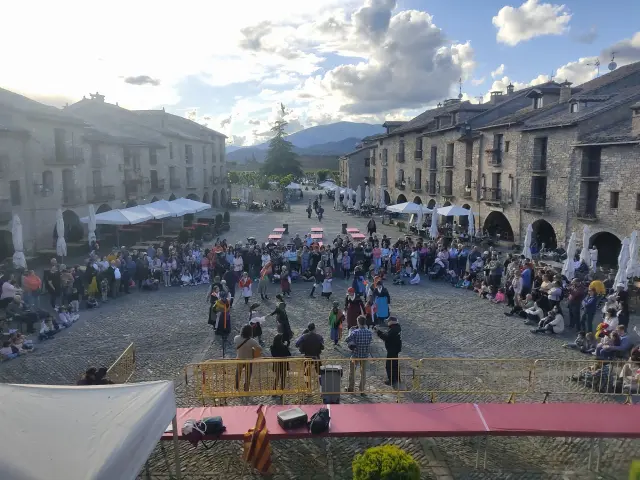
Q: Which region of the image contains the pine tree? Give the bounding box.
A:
[261,104,303,177]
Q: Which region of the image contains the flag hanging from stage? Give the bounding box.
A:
[243,405,273,474]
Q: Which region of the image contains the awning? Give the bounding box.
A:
[146,199,192,217]
[126,204,173,220]
[284,182,302,190]
[170,198,211,214]
[386,202,432,214]
[80,208,154,225]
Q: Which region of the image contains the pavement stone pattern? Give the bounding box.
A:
[1,190,638,479]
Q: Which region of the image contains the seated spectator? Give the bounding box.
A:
[619,347,640,394]
[77,367,97,385]
[0,340,20,360]
[524,301,545,325]
[409,269,420,285]
[596,325,633,359]
[505,293,534,318]
[0,278,20,309]
[94,367,115,384]
[6,294,44,334]
[596,308,619,338]
[491,288,506,304]
[10,332,33,352]
[547,281,563,308]
[531,305,565,334]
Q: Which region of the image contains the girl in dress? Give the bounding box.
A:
[280,266,291,298]
[239,271,253,305]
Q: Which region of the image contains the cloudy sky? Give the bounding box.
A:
[2,0,639,146]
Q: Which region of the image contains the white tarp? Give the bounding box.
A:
[11,215,27,269]
[81,209,153,225]
[0,381,176,480]
[170,198,211,213]
[386,202,432,215]
[55,208,67,257]
[284,182,302,190]
[126,205,173,220]
[319,181,336,189]
[147,199,191,217]
[435,205,473,217]
[88,204,97,247]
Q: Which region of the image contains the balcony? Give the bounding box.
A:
[62,187,83,206]
[414,150,423,160]
[411,181,422,193]
[87,185,116,203]
[44,146,84,166]
[0,199,11,224]
[444,156,455,168]
[170,178,181,189]
[531,154,547,174]
[90,152,107,168]
[482,187,512,205]
[442,185,454,198]
[150,179,165,193]
[396,152,405,163]
[395,180,406,190]
[520,195,548,212]
[576,205,597,222]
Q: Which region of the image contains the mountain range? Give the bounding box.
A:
[226,121,385,163]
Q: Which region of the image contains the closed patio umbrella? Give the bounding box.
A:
[467,209,475,237]
[56,208,67,259]
[11,215,27,269]
[354,185,361,210]
[614,237,630,290]
[561,232,577,281]
[625,230,639,280]
[429,204,439,239]
[579,226,591,267]
[88,204,97,247]
[364,185,370,205]
[378,186,386,209]
[522,224,533,259]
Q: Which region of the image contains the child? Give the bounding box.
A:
[301,269,314,282]
[239,272,253,305]
[364,297,377,328]
[10,332,33,352]
[342,251,351,279]
[69,286,80,313]
[162,259,171,287]
[583,332,598,354]
[479,281,490,299]
[100,277,109,302]
[409,269,420,285]
[86,296,99,309]
[321,270,333,300]
[328,301,345,345]
[39,319,55,341]
[491,288,506,304]
[564,331,587,351]
[447,269,458,286]
[280,266,292,297]
[0,341,19,360]
[461,274,472,289]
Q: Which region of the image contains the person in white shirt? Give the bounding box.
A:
[112,261,121,297]
[589,246,598,273]
[531,305,564,334]
[233,252,244,282]
[524,302,544,324]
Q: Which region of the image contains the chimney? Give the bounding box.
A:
[489,91,503,105]
[632,102,640,136]
[559,80,573,103]
[506,83,514,95]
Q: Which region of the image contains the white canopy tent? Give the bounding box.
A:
[147,199,191,217]
[284,182,302,190]
[319,181,337,189]
[386,202,433,215]
[170,198,211,214]
[435,205,473,217]
[81,209,153,225]
[127,205,173,220]
[0,381,181,480]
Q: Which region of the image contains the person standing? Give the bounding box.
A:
[372,281,391,325]
[374,317,402,386]
[328,301,345,346]
[567,279,585,329]
[345,316,373,394]
[580,288,598,333]
[345,287,365,329]
[367,218,377,237]
[258,262,271,300]
[239,271,253,305]
[309,266,324,298]
[615,283,630,327]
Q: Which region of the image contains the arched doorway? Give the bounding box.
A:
[125,200,138,208]
[169,193,177,201]
[396,194,407,204]
[202,192,210,204]
[0,230,13,262]
[186,193,199,202]
[96,204,111,214]
[220,189,227,206]
[413,196,422,204]
[459,203,471,228]
[590,231,621,268]
[62,210,82,242]
[427,199,436,209]
[384,190,391,205]
[483,211,514,241]
[211,190,219,207]
[151,196,159,202]
[532,219,557,250]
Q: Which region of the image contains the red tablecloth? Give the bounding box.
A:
[268,234,282,240]
[310,233,323,239]
[311,227,324,232]
[345,228,360,233]
[273,228,286,233]
[351,233,366,240]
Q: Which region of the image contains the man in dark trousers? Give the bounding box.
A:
[374,316,402,387]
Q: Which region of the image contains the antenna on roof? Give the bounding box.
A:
[587,58,601,77]
[550,70,556,81]
[608,52,617,71]
[475,96,484,104]
[458,77,463,100]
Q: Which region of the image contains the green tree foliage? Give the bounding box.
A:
[352,445,420,480]
[278,174,294,188]
[316,170,330,182]
[261,103,303,177]
[227,171,240,184]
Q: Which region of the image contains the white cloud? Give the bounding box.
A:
[471,77,486,86]
[493,0,571,46]
[491,64,505,79]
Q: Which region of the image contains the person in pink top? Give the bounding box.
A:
[372,245,382,273]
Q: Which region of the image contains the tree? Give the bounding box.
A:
[228,171,240,184]
[261,103,303,177]
[278,174,294,188]
[316,170,330,182]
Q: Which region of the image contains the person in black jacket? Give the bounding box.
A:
[374,316,402,386]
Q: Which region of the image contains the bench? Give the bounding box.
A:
[268,234,282,240]
[351,233,366,241]
[310,228,324,233]
[272,228,286,233]
[345,228,360,234]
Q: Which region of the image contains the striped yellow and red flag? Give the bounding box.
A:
[243,405,273,474]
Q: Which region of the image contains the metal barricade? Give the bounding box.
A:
[532,358,639,403]
[107,343,136,383]
[414,358,535,402]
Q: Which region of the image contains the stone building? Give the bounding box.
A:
[0,89,226,259]
[338,136,380,194]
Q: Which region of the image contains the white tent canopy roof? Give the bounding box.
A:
[0,381,176,480]
[80,208,154,225]
[146,199,191,217]
[386,202,433,214]
[284,182,302,190]
[170,197,211,213]
[319,181,337,188]
[435,205,473,217]
[126,204,174,220]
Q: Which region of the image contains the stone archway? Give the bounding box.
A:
[396,194,407,204]
[220,189,227,206]
[427,199,436,209]
[61,210,82,242]
[532,219,557,250]
[459,203,471,228]
[211,190,219,207]
[413,196,422,204]
[384,190,391,205]
[590,231,621,269]
[202,192,210,204]
[0,230,13,262]
[169,193,177,201]
[483,211,514,241]
[186,193,200,202]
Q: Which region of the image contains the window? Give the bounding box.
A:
[203,146,207,162]
[186,167,194,187]
[464,169,472,188]
[149,148,157,165]
[570,102,579,113]
[504,141,510,153]
[185,144,193,163]
[42,170,54,192]
[416,137,423,150]
[203,168,207,185]
[445,143,454,165]
[636,194,640,211]
[430,146,437,169]
[10,180,21,206]
[610,191,620,209]
[169,166,176,180]
[123,147,131,166]
[54,128,66,161]
[169,142,174,160]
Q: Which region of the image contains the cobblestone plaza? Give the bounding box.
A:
[1,195,638,479]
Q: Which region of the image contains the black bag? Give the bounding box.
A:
[182,416,226,448]
[308,407,330,434]
[277,407,308,429]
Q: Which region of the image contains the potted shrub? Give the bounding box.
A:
[215,213,223,231]
[223,211,230,223]
[177,228,190,244]
[352,445,420,480]
[222,211,230,232]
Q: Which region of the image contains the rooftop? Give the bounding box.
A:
[134,109,226,140]
[391,101,486,135]
[574,61,640,94]
[576,119,640,145]
[0,87,85,126]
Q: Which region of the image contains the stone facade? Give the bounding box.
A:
[0,90,227,257]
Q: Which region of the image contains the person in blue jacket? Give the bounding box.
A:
[372,281,391,325]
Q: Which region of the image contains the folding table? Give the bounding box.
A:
[310,233,323,240]
[268,234,283,240]
[346,228,360,234]
[310,227,324,232]
[273,228,286,233]
[351,233,366,241]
